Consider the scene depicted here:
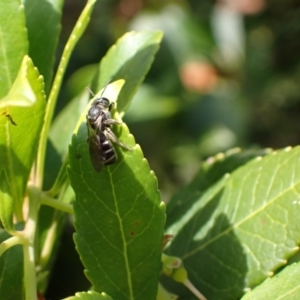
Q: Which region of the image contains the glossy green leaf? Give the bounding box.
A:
[68,81,166,300]
[0,56,46,219]
[64,291,113,300]
[49,92,89,158]
[164,146,300,299]
[0,0,28,98]
[24,0,63,94]
[0,55,41,108]
[241,262,300,300]
[0,228,24,300]
[65,64,98,99]
[125,84,180,122]
[0,170,15,233]
[166,147,271,229]
[157,283,178,300]
[94,30,163,114]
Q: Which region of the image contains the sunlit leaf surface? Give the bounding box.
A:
[68,81,166,300]
[165,147,300,299]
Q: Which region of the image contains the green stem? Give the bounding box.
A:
[23,239,37,300]
[40,192,74,214]
[0,235,24,257]
[35,0,97,188]
[38,212,59,270]
[23,186,40,300]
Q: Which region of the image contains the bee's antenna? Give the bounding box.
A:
[86,79,112,99]
[86,87,95,97]
[100,79,112,97]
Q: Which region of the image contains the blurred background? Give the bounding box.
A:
[46,0,300,298]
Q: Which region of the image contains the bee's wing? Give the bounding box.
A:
[87,120,104,172]
[94,112,103,134]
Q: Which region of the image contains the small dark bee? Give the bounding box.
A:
[86,82,130,172]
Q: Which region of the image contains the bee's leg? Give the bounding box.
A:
[103,118,122,126]
[104,128,131,150]
[108,102,114,111]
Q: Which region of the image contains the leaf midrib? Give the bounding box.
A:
[108,169,134,300]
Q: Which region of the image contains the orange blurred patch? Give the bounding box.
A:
[180,61,218,93]
[218,0,266,15]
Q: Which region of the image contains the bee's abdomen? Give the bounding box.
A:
[100,134,116,165]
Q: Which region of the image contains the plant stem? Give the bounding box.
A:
[0,236,24,257]
[183,278,207,300]
[40,192,74,214]
[23,187,40,300]
[23,239,37,300]
[35,0,97,188]
[38,214,59,270]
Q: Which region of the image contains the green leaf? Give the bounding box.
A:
[241,262,300,300]
[64,291,113,300]
[0,170,15,233]
[0,56,46,219]
[65,64,98,99]
[0,55,42,108]
[0,228,24,300]
[125,84,180,122]
[94,30,163,114]
[24,0,63,94]
[49,91,89,158]
[45,155,70,198]
[68,81,166,300]
[157,283,178,300]
[165,146,300,299]
[0,0,28,98]
[166,147,271,229]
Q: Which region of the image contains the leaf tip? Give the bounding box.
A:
[160,201,166,211]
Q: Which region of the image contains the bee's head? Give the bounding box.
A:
[93,97,110,109]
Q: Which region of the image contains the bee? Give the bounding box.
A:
[86,82,130,172]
